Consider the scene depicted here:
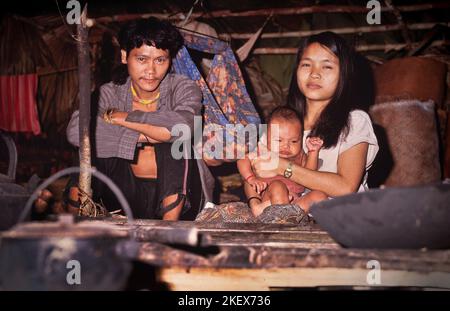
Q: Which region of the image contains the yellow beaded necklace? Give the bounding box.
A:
[131,84,160,105]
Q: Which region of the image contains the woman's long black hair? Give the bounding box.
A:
[287,31,358,149]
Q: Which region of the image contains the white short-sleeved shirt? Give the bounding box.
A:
[303,109,379,193]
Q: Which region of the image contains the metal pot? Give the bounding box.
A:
[0,216,137,290]
[0,131,30,230]
[0,183,30,230]
[0,167,138,290]
[310,182,450,249]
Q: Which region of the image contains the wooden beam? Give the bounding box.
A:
[37,64,97,77]
[138,242,450,270]
[157,267,450,290]
[95,13,167,24]
[218,22,444,40]
[252,40,446,54]
[92,2,450,23]
[408,24,447,56]
[384,0,412,48]
[109,218,324,233]
[133,226,200,246]
[196,3,450,18]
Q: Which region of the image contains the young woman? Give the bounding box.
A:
[251,32,379,212]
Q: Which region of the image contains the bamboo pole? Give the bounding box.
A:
[37,64,96,77]
[196,2,450,17]
[218,22,445,40]
[92,2,450,23]
[252,48,298,54]
[384,0,412,48]
[408,24,446,56]
[77,5,93,214]
[252,40,446,54]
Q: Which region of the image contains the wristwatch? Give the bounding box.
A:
[284,161,293,178]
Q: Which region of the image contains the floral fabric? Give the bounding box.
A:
[172,33,261,160]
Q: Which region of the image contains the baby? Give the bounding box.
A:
[237,106,323,217]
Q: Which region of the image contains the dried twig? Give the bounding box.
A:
[77,187,109,217]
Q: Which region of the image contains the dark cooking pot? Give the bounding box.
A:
[310,182,450,249]
[0,183,31,230]
[0,167,138,290]
[0,131,31,230]
[0,217,137,290]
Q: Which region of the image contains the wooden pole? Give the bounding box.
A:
[251,40,446,54]
[37,64,96,77]
[384,0,412,48]
[218,22,444,40]
[77,5,93,213]
[92,2,450,23]
[408,24,447,56]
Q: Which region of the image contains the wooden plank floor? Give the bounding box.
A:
[108,219,450,290]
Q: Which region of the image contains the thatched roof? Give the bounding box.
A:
[5,0,450,57]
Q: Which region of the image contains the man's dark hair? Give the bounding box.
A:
[112,17,184,84]
[118,17,184,58]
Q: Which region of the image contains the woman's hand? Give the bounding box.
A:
[249,142,284,178]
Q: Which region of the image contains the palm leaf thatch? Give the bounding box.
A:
[0,15,53,75]
[37,19,79,134]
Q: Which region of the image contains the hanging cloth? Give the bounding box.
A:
[0,74,41,135]
[172,32,261,161]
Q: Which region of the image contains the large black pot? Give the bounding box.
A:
[0,131,30,230]
[0,167,138,290]
[0,218,137,290]
[310,182,450,249]
[0,183,30,230]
